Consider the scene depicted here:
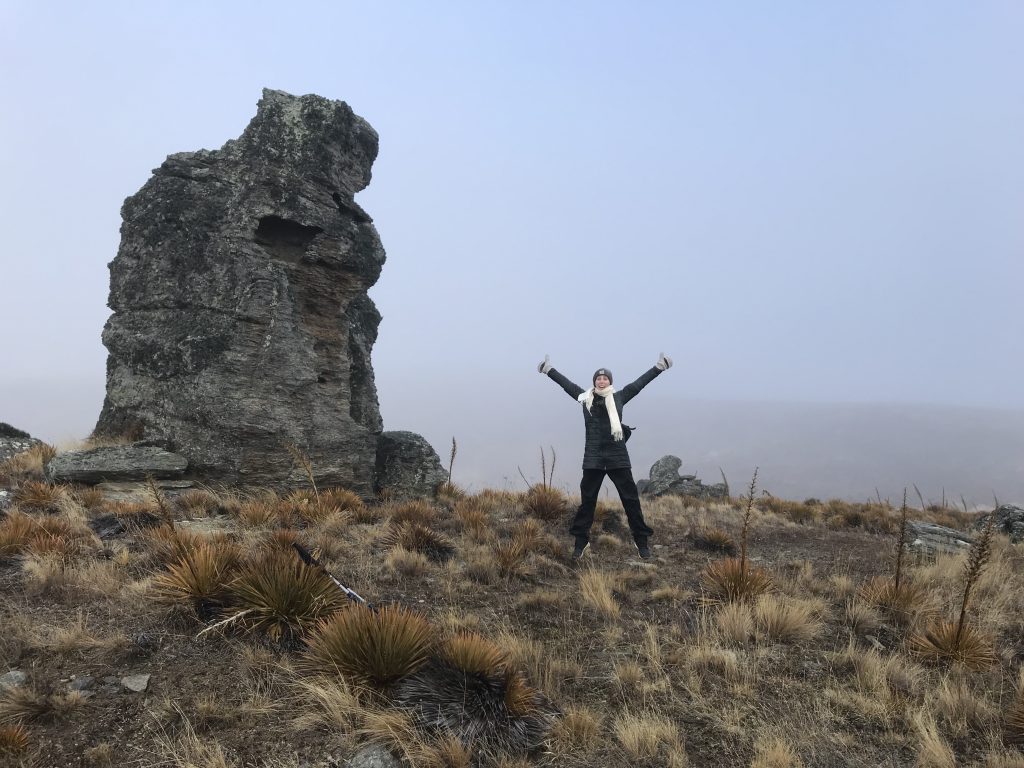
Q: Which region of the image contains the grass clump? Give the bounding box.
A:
[0,723,31,754]
[522,484,567,522]
[688,525,737,555]
[381,522,455,563]
[229,549,348,642]
[305,604,436,689]
[153,541,241,620]
[701,468,773,603]
[909,513,998,669]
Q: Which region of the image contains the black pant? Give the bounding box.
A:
[569,467,654,542]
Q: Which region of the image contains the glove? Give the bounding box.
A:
[655,352,673,371]
[537,355,552,374]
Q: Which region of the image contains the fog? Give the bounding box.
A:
[2,3,1022,503]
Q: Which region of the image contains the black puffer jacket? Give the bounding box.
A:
[547,367,663,470]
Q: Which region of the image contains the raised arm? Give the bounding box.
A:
[538,355,585,400]
[620,353,673,404]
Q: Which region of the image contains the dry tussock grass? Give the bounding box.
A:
[750,736,803,768]
[381,521,455,563]
[0,442,56,483]
[932,676,994,737]
[229,549,349,641]
[701,557,774,604]
[384,546,432,578]
[578,568,621,620]
[613,711,686,766]
[305,605,436,688]
[688,525,737,555]
[453,499,490,540]
[1006,671,1024,746]
[0,723,31,754]
[522,484,567,522]
[551,705,601,752]
[913,709,956,768]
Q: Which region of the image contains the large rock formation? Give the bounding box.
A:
[639,455,728,500]
[974,504,1024,543]
[374,432,447,500]
[94,90,387,493]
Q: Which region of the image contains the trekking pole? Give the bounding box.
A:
[292,542,372,609]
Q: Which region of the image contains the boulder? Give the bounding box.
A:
[641,455,728,500]
[0,423,41,464]
[45,445,188,484]
[906,520,974,556]
[973,504,1024,543]
[374,431,446,499]
[93,89,386,494]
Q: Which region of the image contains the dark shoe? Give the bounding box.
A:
[634,538,652,560]
[572,537,590,562]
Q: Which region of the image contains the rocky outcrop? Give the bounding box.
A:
[0,423,41,464]
[93,89,386,494]
[374,431,447,500]
[639,456,728,499]
[906,520,974,556]
[974,504,1024,543]
[45,445,188,484]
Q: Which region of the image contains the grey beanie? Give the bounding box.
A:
[592,368,613,385]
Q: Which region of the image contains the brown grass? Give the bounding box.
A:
[305,604,436,688]
[229,549,349,641]
[0,723,31,754]
[1005,673,1024,746]
[908,620,997,669]
[523,484,567,522]
[701,557,774,604]
[688,525,737,555]
[152,541,241,618]
[380,521,455,562]
[754,595,822,644]
[578,568,621,620]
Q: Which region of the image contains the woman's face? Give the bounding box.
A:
[594,374,611,389]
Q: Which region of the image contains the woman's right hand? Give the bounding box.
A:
[537,355,552,374]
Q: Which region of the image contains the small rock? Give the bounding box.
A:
[69,676,95,692]
[345,745,400,768]
[0,670,27,690]
[122,673,151,692]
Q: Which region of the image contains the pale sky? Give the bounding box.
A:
[1,2,1022,500]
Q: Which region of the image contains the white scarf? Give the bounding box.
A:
[578,386,623,441]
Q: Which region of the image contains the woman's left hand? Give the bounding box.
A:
[656,352,673,371]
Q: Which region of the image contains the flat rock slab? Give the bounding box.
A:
[907,520,974,556]
[46,445,188,484]
[121,673,151,692]
[94,480,195,503]
[0,670,27,690]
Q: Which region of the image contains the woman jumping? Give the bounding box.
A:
[537,353,673,561]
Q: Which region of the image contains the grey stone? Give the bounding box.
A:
[93,89,386,494]
[374,431,446,499]
[121,673,151,692]
[68,676,95,692]
[906,520,974,556]
[974,504,1024,543]
[0,490,11,513]
[0,424,41,464]
[45,445,188,484]
[345,745,400,768]
[0,670,27,690]
[641,455,728,500]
